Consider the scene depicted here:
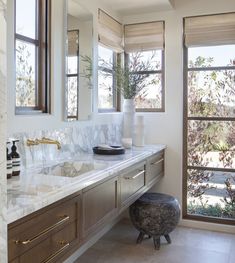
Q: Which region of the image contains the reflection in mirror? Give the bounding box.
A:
[67,30,79,119]
[65,0,93,121]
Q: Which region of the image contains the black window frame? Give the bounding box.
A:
[15,0,51,114]
[183,16,235,225]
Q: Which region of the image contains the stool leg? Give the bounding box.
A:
[153,236,160,250]
[164,234,171,244]
[136,232,145,244]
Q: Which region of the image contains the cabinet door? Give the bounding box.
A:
[82,177,119,239]
[146,151,164,186]
[8,194,81,263]
[19,222,76,263]
[120,162,145,208]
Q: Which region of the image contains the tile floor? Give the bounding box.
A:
[75,219,235,263]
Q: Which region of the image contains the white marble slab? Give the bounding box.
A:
[7,145,166,224]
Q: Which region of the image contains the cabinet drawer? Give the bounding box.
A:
[19,222,76,263]
[8,194,81,262]
[146,152,164,185]
[121,163,145,204]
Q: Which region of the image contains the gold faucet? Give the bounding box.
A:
[26,137,61,150]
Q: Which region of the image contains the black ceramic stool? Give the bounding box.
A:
[129,192,180,250]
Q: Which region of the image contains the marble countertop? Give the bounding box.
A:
[7,144,166,224]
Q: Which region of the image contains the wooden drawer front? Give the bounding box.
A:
[146,152,164,185]
[8,195,80,262]
[121,163,145,204]
[19,222,76,263]
[83,177,118,237]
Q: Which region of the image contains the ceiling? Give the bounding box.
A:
[68,0,174,19]
[68,0,92,20]
[99,0,174,15]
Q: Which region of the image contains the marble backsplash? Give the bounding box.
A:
[11,123,122,169]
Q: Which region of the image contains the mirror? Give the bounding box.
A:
[65,0,93,121]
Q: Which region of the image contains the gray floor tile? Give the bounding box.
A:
[75,219,233,263]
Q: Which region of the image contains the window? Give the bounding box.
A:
[98,45,118,111]
[183,13,235,224]
[15,0,50,114]
[66,30,79,120]
[124,21,165,112]
[126,50,164,111]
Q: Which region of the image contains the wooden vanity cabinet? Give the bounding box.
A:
[82,176,119,240]
[8,193,81,263]
[8,151,165,263]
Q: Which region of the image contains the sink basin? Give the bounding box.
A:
[40,161,106,178]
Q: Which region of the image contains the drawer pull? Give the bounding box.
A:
[124,170,145,180]
[15,215,70,245]
[151,158,164,166]
[42,241,70,263]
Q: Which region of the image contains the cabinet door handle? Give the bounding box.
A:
[124,170,145,180]
[42,241,70,263]
[151,158,164,166]
[14,215,70,245]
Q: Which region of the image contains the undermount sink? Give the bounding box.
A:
[40,161,106,178]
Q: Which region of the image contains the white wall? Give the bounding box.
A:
[6,0,123,135]
[123,0,235,233]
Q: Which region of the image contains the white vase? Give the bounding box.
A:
[123,99,135,140]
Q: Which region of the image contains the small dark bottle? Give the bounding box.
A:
[6,142,13,179]
[11,140,21,176]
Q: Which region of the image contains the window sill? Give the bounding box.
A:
[15,110,51,116]
[97,111,122,116]
[136,108,165,112]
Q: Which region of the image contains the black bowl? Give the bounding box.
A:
[93,146,125,155]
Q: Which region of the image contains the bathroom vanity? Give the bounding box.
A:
[7,145,165,263]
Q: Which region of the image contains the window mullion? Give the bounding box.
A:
[130,70,162,74]
[188,66,235,71]
[15,34,39,46]
[187,116,235,121]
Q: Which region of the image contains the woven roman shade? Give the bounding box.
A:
[68,31,79,57]
[124,21,164,53]
[184,13,235,47]
[98,9,123,52]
